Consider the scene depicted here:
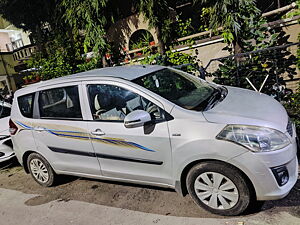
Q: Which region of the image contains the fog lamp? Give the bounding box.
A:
[271,166,289,186]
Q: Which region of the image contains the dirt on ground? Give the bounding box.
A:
[0,162,300,219]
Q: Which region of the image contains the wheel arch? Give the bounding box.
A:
[22,151,38,173]
[177,159,257,200]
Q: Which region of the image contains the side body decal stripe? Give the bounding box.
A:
[48,147,163,165]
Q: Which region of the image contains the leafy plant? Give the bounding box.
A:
[176,18,194,38]
[194,0,260,54]
[209,5,297,101]
[284,84,300,136]
[140,50,198,73]
[283,0,300,19]
[25,36,75,80]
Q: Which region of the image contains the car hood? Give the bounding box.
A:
[203,86,288,132]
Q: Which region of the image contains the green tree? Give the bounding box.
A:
[0,0,56,50]
[136,0,176,54]
[194,0,261,54]
[60,0,109,55]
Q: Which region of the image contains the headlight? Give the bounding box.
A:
[216,125,290,152]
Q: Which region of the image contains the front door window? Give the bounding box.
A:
[88,84,163,121]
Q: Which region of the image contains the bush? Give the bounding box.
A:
[140,50,199,73]
[284,84,300,137]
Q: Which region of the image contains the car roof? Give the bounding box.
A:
[16,65,165,95]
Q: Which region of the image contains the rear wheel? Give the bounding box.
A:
[27,153,56,187]
[186,161,251,216]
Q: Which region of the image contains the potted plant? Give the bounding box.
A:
[149,41,155,46]
[23,76,29,84]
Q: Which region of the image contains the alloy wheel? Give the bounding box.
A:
[29,158,49,183]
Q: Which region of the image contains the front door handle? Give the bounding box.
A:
[91,129,105,136]
[34,127,46,132]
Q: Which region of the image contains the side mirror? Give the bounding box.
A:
[124,110,151,128]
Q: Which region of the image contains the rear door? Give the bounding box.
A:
[31,83,100,176]
[83,80,173,185]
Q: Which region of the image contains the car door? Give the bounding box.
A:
[83,80,173,185]
[32,83,100,176]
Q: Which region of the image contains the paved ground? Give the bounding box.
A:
[0,163,300,225]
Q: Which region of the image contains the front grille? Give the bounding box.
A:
[287,118,293,137]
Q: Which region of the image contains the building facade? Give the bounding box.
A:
[0,17,34,94]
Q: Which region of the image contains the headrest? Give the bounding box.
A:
[94,94,100,111]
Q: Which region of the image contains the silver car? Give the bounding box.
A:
[10,65,298,215]
[0,101,15,167]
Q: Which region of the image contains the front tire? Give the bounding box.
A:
[186,161,251,216]
[27,153,56,187]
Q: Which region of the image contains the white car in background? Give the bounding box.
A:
[0,101,15,166]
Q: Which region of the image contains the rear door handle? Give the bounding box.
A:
[91,129,105,136]
[34,127,46,132]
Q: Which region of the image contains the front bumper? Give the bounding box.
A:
[228,137,298,201]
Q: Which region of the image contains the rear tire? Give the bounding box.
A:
[27,153,56,187]
[186,161,252,216]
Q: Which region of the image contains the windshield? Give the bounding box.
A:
[133,68,216,111]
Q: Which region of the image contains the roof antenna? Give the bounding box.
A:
[142,65,146,68]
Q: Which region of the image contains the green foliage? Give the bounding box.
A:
[140,50,198,72]
[0,0,55,32]
[210,8,297,100]
[298,32,300,70]
[198,7,210,32]
[77,56,103,72]
[60,0,109,54]
[176,18,194,37]
[137,0,175,53]
[172,8,211,46]
[284,84,300,136]
[194,0,260,51]
[129,30,154,50]
[283,0,300,19]
[212,28,297,97]
[25,37,76,80]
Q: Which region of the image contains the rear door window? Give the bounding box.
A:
[18,93,35,118]
[38,86,82,119]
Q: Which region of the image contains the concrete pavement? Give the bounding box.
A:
[0,188,299,225]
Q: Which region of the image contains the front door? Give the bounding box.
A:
[84,81,173,185]
[32,84,100,176]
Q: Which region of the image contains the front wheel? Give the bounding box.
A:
[27,153,57,187]
[186,161,252,216]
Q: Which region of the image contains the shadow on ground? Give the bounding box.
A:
[0,163,299,219]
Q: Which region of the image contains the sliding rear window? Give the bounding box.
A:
[18,93,35,118]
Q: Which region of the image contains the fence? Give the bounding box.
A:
[204,42,300,101]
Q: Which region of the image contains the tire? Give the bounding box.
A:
[27,153,56,187]
[186,161,251,216]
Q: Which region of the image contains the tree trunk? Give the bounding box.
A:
[232,39,242,55]
[156,26,166,55]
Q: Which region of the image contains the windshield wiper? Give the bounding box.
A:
[205,87,227,110]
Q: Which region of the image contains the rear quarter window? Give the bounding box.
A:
[17,93,35,118]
